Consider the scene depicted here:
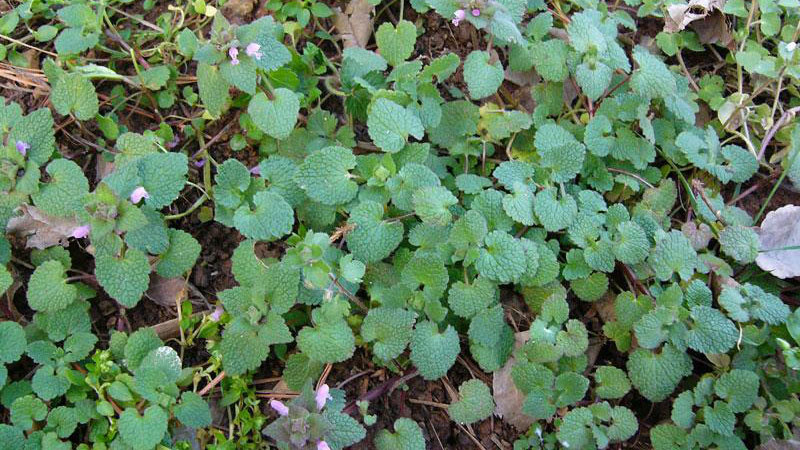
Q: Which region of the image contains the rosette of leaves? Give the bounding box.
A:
[217,241,299,375]
[191,13,296,121]
[0,97,57,226]
[650,370,760,450]
[262,381,365,450]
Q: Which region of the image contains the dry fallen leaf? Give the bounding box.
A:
[7,204,82,249]
[756,205,800,279]
[146,274,188,308]
[664,0,733,48]
[493,330,534,430]
[333,0,374,49]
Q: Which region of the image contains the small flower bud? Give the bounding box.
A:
[229,47,240,66]
[245,43,263,60]
[15,141,29,156]
[315,384,333,410]
[130,186,150,204]
[269,400,289,416]
[71,225,90,239]
[452,9,466,26]
[471,8,480,16]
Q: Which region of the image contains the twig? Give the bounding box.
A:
[199,371,226,396]
[675,49,699,92]
[757,106,800,161]
[342,369,418,415]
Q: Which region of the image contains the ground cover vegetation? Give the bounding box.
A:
[0,0,800,447]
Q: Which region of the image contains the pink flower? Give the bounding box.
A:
[269,400,289,416]
[471,8,480,16]
[245,43,262,60]
[315,384,332,411]
[130,186,150,204]
[452,9,466,26]
[210,305,224,322]
[249,166,261,176]
[194,159,206,168]
[15,141,29,156]
[228,47,240,66]
[71,225,90,239]
[317,441,331,450]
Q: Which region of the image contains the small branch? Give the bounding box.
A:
[757,106,800,161]
[329,274,368,312]
[342,369,418,415]
[676,50,699,92]
[199,371,226,396]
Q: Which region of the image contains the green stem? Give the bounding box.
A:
[754,148,800,223]
[165,194,209,221]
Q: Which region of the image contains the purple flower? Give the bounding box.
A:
[15,141,29,156]
[229,47,240,66]
[194,159,206,168]
[452,9,466,26]
[130,186,150,204]
[471,8,480,16]
[249,166,261,176]
[245,43,262,60]
[315,384,332,411]
[71,225,90,239]
[269,400,289,416]
[317,441,330,450]
[210,305,224,322]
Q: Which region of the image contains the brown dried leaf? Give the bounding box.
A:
[664,0,733,47]
[492,330,534,430]
[146,274,187,308]
[6,205,82,249]
[333,0,374,49]
[756,205,800,279]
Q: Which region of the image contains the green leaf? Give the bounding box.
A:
[248,89,300,140]
[410,321,459,380]
[534,187,577,232]
[27,260,76,312]
[11,395,47,430]
[50,73,98,120]
[0,321,26,364]
[196,63,230,117]
[138,152,189,208]
[32,365,70,401]
[448,379,494,425]
[630,45,676,99]
[46,406,78,438]
[297,317,355,364]
[95,248,151,308]
[476,231,526,283]
[375,418,425,450]
[375,20,417,66]
[118,406,168,450]
[534,123,586,182]
[175,392,212,428]
[627,344,692,402]
[367,98,424,152]
[530,39,569,81]
[463,51,504,99]
[648,230,700,281]
[233,191,295,241]
[412,185,457,225]
[719,225,759,264]
[448,276,497,319]
[347,201,404,263]
[361,307,416,361]
[686,306,737,354]
[595,366,631,399]
[32,159,89,217]
[156,229,201,278]
[297,146,358,205]
[715,369,759,413]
